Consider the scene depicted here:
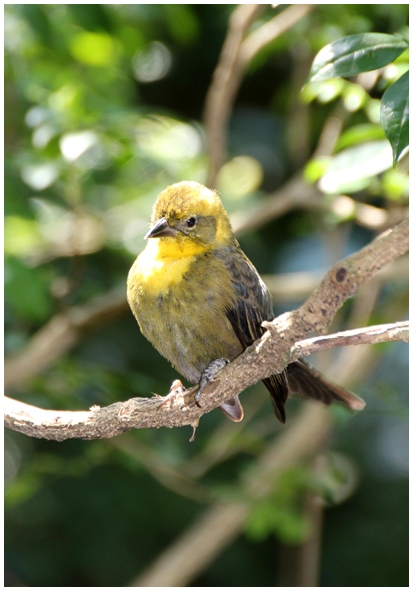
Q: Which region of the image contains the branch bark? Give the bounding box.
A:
[4,219,408,441]
[292,321,408,357]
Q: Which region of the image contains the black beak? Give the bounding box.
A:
[145,217,177,239]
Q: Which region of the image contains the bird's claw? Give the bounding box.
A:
[156,380,201,442]
[157,379,187,411]
[196,358,229,406]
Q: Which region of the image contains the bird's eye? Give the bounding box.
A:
[186,217,197,228]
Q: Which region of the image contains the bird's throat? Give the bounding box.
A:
[132,237,200,294]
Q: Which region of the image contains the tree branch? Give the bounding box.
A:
[4,286,128,391]
[204,5,315,186]
[130,310,406,586]
[292,321,408,357]
[131,403,332,587]
[204,4,264,187]
[4,220,408,441]
[130,315,409,587]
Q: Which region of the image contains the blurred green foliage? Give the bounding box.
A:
[5,4,408,587]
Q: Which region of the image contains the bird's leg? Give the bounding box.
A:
[197,358,244,422]
[196,358,229,406]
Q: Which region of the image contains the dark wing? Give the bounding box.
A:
[221,244,289,423]
[287,360,366,410]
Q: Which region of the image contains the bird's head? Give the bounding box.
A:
[145,181,234,257]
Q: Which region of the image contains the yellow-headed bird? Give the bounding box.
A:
[127,181,365,424]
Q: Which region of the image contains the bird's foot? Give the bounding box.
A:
[196,358,229,406]
[156,380,201,442]
[197,358,244,422]
[156,379,187,411]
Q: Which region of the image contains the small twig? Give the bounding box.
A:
[292,321,409,357]
[240,4,314,64]
[312,102,349,158]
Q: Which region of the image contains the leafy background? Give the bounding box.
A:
[5,4,408,586]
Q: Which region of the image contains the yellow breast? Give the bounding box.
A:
[128,237,198,295]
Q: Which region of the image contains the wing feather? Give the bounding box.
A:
[222,245,289,423]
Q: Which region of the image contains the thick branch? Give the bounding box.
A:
[4,218,408,441]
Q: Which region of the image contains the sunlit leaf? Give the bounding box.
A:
[302,78,345,103]
[380,71,409,166]
[319,141,392,194]
[135,116,202,160]
[308,33,408,82]
[335,124,385,151]
[303,157,331,183]
[342,82,367,112]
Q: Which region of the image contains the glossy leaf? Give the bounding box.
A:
[308,33,408,82]
[380,71,409,166]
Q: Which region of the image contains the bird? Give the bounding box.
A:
[127,180,365,425]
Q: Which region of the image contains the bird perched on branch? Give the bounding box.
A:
[127,181,365,425]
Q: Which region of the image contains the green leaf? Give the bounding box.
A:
[335,124,385,151]
[319,141,392,194]
[308,33,408,82]
[380,71,409,166]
